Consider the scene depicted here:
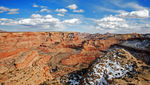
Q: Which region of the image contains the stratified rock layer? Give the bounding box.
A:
[0,32,149,85]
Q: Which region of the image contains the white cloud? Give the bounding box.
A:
[67,4,78,10]
[63,18,81,24]
[92,14,150,33]
[7,8,19,14]
[73,9,84,13]
[0,18,18,25]
[57,14,64,16]
[56,8,67,13]
[118,9,149,18]
[18,14,60,28]
[67,4,84,13]
[0,6,19,14]
[122,2,146,10]
[0,14,81,31]
[33,5,50,13]
[33,4,38,7]
[1,13,150,33]
[0,6,9,13]
[44,15,53,18]
[110,0,147,10]
[94,1,150,19]
[31,14,42,19]
[40,8,51,13]
[98,15,125,22]
[95,16,129,32]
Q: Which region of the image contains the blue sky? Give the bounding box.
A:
[0,0,150,33]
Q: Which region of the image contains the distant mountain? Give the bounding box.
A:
[0,29,6,32]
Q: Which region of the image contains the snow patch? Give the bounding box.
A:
[83,52,133,85]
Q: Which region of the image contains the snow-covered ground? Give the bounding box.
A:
[82,51,133,85]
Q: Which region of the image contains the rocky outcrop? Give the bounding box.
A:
[16,50,40,69]
[80,48,141,84]
[60,54,96,66]
[0,48,29,60]
[61,48,150,85]
[0,65,53,85]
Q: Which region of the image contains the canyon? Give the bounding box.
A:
[0,32,150,85]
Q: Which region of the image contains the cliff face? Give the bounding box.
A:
[0,32,149,85]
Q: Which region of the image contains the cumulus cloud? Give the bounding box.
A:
[118,9,149,18]
[33,5,51,13]
[18,14,61,29]
[7,9,19,14]
[40,6,50,13]
[44,15,53,18]
[40,8,51,13]
[63,18,81,24]
[93,1,150,33]
[0,14,81,31]
[0,6,19,14]
[0,18,18,25]
[67,4,84,13]
[92,14,150,33]
[95,15,129,32]
[56,8,67,14]
[0,6,9,13]
[57,14,64,16]
[67,4,78,10]
[55,8,68,16]
[31,14,42,19]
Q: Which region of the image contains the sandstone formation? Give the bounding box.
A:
[0,32,149,85]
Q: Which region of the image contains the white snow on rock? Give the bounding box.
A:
[82,49,134,85]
